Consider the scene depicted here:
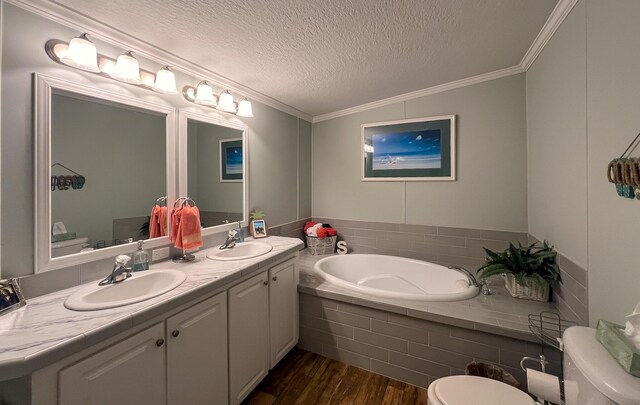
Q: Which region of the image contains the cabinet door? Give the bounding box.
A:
[269,258,299,367]
[59,323,166,405]
[167,292,228,405]
[228,272,269,405]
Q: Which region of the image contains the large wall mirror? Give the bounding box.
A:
[35,74,176,272]
[179,111,248,235]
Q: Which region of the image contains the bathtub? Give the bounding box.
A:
[313,254,479,302]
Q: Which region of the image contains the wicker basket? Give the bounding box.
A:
[503,274,550,302]
[306,235,337,255]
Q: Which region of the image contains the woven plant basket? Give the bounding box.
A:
[306,235,337,255]
[503,274,550,302]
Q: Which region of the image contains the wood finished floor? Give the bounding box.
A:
[243,348,428,405]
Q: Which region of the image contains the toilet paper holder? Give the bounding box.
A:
[520,354,549,373]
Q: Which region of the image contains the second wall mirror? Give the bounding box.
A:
[179,111,248,234]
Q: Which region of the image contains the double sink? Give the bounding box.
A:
[64,241,273,311]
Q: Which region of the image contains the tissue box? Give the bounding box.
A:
[596,320,640,377]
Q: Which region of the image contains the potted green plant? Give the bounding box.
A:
[477,241,562,302]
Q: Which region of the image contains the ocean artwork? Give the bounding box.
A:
[372,129,441,170]
[225,146,243,174]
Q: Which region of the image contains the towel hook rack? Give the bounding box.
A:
[173,196,195,209]
[51,162,86,191]
[171,196,198,263]
[154,196,168,207]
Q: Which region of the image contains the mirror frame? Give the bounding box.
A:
[34,73,177,273]
[178,110,249,236]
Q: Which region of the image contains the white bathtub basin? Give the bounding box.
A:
[314,254,478,302]
[206,241,272,261]
[65,270,187,311]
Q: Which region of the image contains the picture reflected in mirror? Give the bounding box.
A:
[187,119,244,228]
[50,91,167,258]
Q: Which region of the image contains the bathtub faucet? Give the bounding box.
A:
[447,265,480,288]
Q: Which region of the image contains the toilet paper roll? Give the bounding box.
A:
[527,368,562,404]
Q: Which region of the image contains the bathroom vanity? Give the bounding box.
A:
[0,236,303,405]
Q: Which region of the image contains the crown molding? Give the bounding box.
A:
[312,65,524,123]
[5,0,313,122]
[520,0,579,71]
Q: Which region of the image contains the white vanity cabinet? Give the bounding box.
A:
[229,271,270,404]
[269,258,299,366]
[56,292,228,405]
[229,257,299,404]
[58,322,166,405]
[166,292,228,405]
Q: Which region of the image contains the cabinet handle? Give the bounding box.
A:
[155,339,165,347]
[171,330,180,338]
[263,280,268,286]
[272,276,278,281]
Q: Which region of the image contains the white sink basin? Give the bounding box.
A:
[206,241,273,261]
[65,270,187,311]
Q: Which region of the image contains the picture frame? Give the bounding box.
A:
[220,138,243,182]
[0,279,26,316]
[250,219,268,238]
[361,115,456,181]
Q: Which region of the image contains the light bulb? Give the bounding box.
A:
[217,90,236,113]
[194,81,216,106]
[236,98,254,117]
[152,66,178,94]
[111,51,141,84]
[61,34,99,72]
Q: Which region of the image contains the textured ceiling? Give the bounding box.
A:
[52,0,557,117]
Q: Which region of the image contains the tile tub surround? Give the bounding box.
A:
[297,251,562,388]
[529,235,589,326]
[0,236,303,381]
[313,217,587,326]
[17,218,311,300]
[312,217,529,271]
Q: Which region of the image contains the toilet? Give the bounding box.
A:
[51,236,89,258]
[427,374,536,405]
[428,326,640,405]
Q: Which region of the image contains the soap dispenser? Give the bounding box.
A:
[132,240,150,272]
[235,221,245,242]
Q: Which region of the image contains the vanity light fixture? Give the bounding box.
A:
[194,81,217,106]
[153,66,178,94]
[60,33,100,73]
[111,51,141,84]
[236,98,254,118]
[45,37,180,97]
[182,84,254,117]
[217,90,236,113]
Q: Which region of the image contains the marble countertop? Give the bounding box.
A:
[0,236,303,381]
[297,251,560,343]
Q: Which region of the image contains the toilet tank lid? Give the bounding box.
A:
[51,237,89,248]
[564,326,640,405]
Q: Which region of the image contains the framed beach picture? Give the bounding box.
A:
[220,138,243,182]
[0,279,26,316]
[251,219,268,238]
[361,115,456,181]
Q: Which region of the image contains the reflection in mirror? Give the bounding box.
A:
[35,73,176,273]
[186,119,244,228]
[50,92,167,257]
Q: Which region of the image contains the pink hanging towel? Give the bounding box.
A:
[180,205,203,250]
[149,205,160,239]
[158,206,168,237]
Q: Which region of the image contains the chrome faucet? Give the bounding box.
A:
[219,230,239,250]
[447,265,480,288]
[99,255,132,286]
